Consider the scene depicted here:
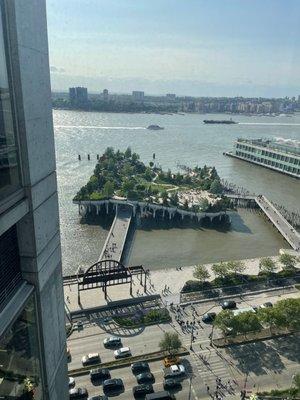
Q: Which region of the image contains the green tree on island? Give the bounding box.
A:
[279,253,297,270]
[199,198,210,211]
[259,257,277,274]
[193,264,210,283]
[103,181,115,197]
[159,332,182,356]
[124,146,132,158]
[210,179,223,195]
[161,190,169,206]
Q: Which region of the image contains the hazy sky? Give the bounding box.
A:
[47,0,300,97]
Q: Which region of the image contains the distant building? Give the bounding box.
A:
[69,87,76,104]
[228,138,300,178]
[166,93,176,99]
[69,86,88,105]
[132,91,144,101]
[102,88,109,101]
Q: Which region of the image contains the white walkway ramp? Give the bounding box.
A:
[98,207,132,263]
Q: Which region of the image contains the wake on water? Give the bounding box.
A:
[54,125,147,129]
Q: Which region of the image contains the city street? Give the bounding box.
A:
[67,287,300,399]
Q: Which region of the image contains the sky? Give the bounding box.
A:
[47,0,300,97]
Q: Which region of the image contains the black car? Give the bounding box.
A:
[90,368,111,381]
[69,387,88,399]
[88,396,108,400]
[221,300,236,310]
[136,372,155,384]
[103,378,124,395]
[202,312,216,323]
[163,378,182,390]
[131,361,150,374]
[133,384,154,398]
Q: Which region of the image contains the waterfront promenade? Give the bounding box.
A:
[98,206,132,263]
[227,194,300,250]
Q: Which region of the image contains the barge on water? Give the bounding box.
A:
[224,138,300,179]
[203,119,237,124]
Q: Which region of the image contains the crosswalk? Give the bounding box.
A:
[179,329,244,397]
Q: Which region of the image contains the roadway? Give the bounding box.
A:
[67,288,300,399]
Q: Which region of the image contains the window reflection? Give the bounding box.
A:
[0,5,20,199]
[0,295,42,400]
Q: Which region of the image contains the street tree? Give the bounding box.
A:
[213,310,237,336]
[259,257,277,274]
[234,312,262,337]
[279,253,297,269]
[212,262,229,279]
[161,190,169,206]
[193,264,210,283]
[159,332,182,355]
[273,298,300,330]
[227,260,246,275]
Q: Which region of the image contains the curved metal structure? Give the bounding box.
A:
[77,259,146,300]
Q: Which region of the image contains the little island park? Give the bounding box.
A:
[73,147,233,224]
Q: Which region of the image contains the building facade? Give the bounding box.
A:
[68,86,88,105]
[227,138,300,179]
[0,1,68,399]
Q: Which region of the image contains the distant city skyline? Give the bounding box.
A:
[47,0,300,97]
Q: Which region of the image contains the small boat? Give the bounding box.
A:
[147,124,164,130]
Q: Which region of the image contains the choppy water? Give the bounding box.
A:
[53,110,300,274]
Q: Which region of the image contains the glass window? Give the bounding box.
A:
[0,294,43,400]
[0,4,21,200]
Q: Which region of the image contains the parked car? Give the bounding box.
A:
[163,378,182,390]
[103,378,124,395]
[260,302,273,309]
[202,312,216,323]
[103,336,121,348]
[87,396,108,400]
[69,387,88,399]
[81,353,100,366]
[114,347,131,359]
[221,300,236,310]
[133,384,154,398]
[131,361,150,374]
[89,368,110,381]
[164,364,185,379]
[145,391,175,400]
[136,372,155,384]
[69,377,75,388]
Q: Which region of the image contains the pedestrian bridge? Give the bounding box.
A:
[227,194,300,251]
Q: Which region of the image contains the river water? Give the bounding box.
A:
[53,110,300,274]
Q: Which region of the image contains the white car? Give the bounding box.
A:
[103,336,121,348]
[170,364,185,375]
[164,364,186,379]
[114,347,131,359]
[81,353,100,366]
[68,377,75,388]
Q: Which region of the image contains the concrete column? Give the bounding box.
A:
[6,1,68,398]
